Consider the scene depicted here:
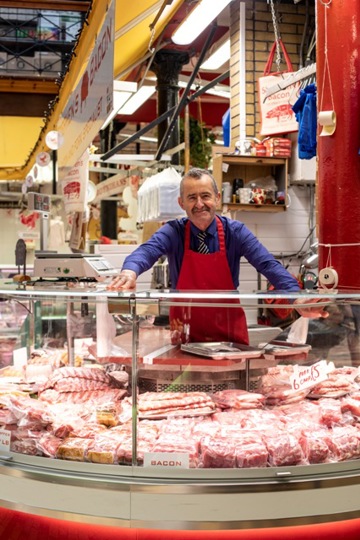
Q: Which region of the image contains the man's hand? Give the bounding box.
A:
[294,297,330,319]
[107,270,137,290]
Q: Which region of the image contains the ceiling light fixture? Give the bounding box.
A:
[101,81,137,129]
[201,38,230,70]
[177,79,230,100]
[117,85,156,115]
[171,0,232,46]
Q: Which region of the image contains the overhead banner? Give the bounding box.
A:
[57,0,114,179]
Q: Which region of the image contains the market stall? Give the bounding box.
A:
[0,283,360,538]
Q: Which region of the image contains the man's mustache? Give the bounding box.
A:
[193,206,210,213]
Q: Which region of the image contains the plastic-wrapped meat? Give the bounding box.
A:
[152,435,199,468]
[0,407,17,425]
[138,420,161,441]
[6,394,53,427]
[323,425,360,461]
[192,420,220,438]
[317,398,344,427]
[212,389,265,410]
[200,436,236,468]
[235,437,268,468]
[212,411,245,425]
[70,423,108,439]
[54,379,111,392]
[265,387,309,407]
[264,431,304,466]
[259,365,295,394]
[160,417,196,434]
[56,437,93,461]
[117,437,155,465]
[298,429,330,464]
[87,435,122,464]
[260,365,310,406]
[11,437,42,456]
[137,391,215,417]
[280,401,321,428]
[40,366,111,392]
[341,396,360,420]
[36,433,63,458]
[308,372,357,399]
[39,388,127,404]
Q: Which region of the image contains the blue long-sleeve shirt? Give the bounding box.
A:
[122,215,300,291]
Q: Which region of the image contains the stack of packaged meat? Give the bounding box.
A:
[1,364,360,468]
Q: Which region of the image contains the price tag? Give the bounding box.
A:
[290,360,330,392]
[144,452,189,469]
[13,347,28,369]
[0,429,11,452]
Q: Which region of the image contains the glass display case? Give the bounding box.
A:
[1,280,360,535]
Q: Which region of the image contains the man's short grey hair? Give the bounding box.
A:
[180,167,219,197]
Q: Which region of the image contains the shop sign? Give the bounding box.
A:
[57,0,115,177]
[290,360,332,392]
[144,452,190,469]
[61,149,89,213]
[93,172,128,202]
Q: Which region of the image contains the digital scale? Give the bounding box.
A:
[33,252,119,280]
[27,192,119,280]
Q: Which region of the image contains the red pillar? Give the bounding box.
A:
[316,0,360,288]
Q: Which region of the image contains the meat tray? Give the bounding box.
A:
[180,342,262,360]
[260,340,311,361]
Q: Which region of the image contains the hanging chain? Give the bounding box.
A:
[269,0,282,72]
[319,1,335,111]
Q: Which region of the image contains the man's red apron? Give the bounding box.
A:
[169,216,249,345]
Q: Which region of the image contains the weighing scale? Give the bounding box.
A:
[28,192,119,281]
[33,252,118,280]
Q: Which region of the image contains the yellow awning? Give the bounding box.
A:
[0,0,185,181]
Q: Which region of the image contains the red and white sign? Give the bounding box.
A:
[61,149,89,213]
[0,429,11,452]
[143,452,190,469]
[57,0,114,177]
[93,172,128,202]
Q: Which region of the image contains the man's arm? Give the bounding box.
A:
[107,221,180,290]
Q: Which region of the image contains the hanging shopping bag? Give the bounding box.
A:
[258,39,300,136]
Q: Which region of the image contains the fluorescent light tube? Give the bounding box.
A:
[178,80,230,99]
[172,0,232,46]
[101,80,138,129]
[118,86,156,115]
[201,39,230,70]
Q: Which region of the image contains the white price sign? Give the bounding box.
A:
[290,360,330,392]
[144,452,189,469]
[0,429,11,452]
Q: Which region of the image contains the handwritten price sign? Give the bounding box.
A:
[290,360,330,392]
[0,429,11,451]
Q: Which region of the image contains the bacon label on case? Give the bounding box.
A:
[144,452,189,468]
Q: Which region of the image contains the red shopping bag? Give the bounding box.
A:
[258,40,300,136]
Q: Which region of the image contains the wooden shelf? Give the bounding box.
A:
[224,203,286,213]
[212,150,289,213]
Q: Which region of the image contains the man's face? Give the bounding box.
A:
[178,174,220,231]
